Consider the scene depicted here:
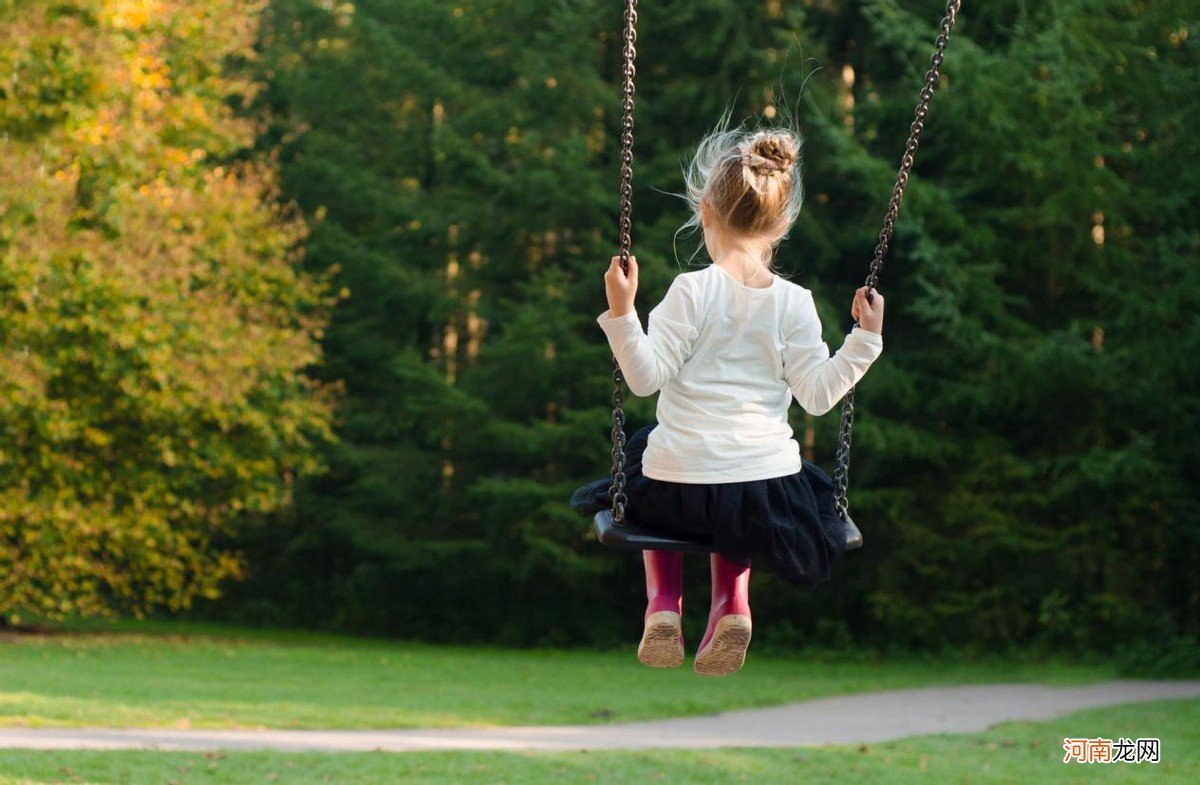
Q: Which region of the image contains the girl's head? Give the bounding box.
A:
[675,108,804,269]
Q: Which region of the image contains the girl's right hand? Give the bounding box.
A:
[851,285,884,334]
[604,254,638,318]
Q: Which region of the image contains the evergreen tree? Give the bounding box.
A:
[216,0,631,643]
[214,0,1197,657]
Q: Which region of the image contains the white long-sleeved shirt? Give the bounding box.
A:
[596,263,884,483]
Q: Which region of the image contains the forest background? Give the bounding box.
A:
[1,0,1195,665]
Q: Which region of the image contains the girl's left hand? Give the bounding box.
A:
[850,285,884,334]
[604,253,638,317]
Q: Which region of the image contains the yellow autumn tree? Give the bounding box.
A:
[0,0,337,622]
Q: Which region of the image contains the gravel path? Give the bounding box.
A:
[1,680,1196,752]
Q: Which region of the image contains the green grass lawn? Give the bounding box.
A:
[0,698,1194,784]
[0,617,1120,730]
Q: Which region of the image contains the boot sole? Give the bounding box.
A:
[693,614,752,676]
[638,611,684,668]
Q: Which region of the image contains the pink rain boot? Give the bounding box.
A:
[694,553,752,676]
[638,550,685,668]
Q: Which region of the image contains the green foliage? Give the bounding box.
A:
[192,0,1200,651]
[0,1,336,621]
[201,0,630,644]
[826,0,1200,652]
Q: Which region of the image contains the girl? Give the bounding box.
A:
[572,121,885,676]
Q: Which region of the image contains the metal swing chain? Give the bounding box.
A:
[830,0,961,525]
[608,0,638,524]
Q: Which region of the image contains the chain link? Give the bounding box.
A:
[831,0,961,525]
[609,0,638,523]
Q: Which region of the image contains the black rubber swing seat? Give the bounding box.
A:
[592,508,864,553]
[591,509,718,553]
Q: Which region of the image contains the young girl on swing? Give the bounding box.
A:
[573,116,885,676]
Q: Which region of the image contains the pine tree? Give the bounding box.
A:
[215,0,1198,655]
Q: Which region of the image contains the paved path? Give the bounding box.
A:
[1,681,1196,752]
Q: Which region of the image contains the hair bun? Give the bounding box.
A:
[742,132,797,177]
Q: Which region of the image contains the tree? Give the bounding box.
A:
[0,0,336,622]
[211,0,1198,656]
[794,0,1199,651]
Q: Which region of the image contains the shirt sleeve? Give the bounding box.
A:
[595,274,700,397]
[781,289,884,416]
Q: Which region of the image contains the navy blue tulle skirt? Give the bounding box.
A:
[570,423,849,586]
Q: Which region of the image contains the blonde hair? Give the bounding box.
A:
[672,104,805,268]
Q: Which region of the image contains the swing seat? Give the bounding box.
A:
[592,509,717,553]
[592,508,864,553]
